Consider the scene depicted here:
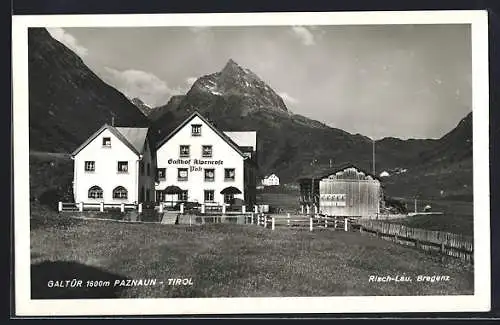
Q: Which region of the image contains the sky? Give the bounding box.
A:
[47,24,472,140]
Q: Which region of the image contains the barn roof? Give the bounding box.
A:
[296,163,381,182]
[71,124,150,157]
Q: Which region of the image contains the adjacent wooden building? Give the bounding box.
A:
[298,164,382,218]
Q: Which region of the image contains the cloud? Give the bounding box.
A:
[46,27,89,57]
[291,26,315,46]
[278,92,299,105]
[102,67,184,107]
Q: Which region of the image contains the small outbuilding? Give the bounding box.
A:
[297,164,382,218]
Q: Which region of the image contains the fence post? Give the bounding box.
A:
[242,205,246,214]
[344,217,348,232]
[201,204,205,214]
[159,203,164,213]
[309,217,313,231]
[180,203,184,214]
[138,203,143,213]
[334,217,338,229]
[306,205,310,214]
[120,203,125,213]
[287,213,290,227]
[222,204,226,215]
[314,205,318,214]
[79,202,84,212]
[301,205,304,214]
[325,217,328,228]
[254,205,258,213]
[58,201,63,212]
[99,202,104,212]
[264,216,267,228]
[272,217,275,231]
[189,215,192,226]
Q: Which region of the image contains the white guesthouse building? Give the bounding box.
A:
[262,173,280,186]
[71,124,156,205]
[155,111,258,207]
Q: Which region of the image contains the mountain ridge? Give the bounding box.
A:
[28,30,472,200]
[28,28,150,153]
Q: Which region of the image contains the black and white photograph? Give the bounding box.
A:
[12,11,490,315]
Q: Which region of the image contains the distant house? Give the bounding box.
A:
[379,171,390,177]
[71,124,156,205]
[262,174,280,186]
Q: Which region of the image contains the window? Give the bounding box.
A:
[146,189,150,202]
[88,186,103,199]
[224,168,235,181]
[140,162,145,176]
[117,161,128,173]
[102,137,111,147]
[178,190,188,202]
[204,168,215,182]
[157,168,166,181]
[204,190,214,203]
[147,163,150,176]
[113,186,128,199]
[224,193,234,204]
[156,191,165,202]
[179,145,190,158]
[84,161,95,172]
[192,124,202,136]
[178,168,188,181]
[202,145,213,157]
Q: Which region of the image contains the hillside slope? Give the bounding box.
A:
[28,28,150,153]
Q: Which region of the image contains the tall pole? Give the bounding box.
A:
[372,139,376,175]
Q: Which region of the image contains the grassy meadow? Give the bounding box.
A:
[31,211,473,299]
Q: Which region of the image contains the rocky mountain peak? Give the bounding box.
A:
[187,59,288,113]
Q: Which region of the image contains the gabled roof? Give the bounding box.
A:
[297,163,381,182]
[71,124,150,157]
[156,111,247,158]
[115,127,149,153]
[223,131,257,151]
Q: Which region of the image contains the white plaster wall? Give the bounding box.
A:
[263,175,280,186]
[138,139,156,202]
[156,116,245,204]
[73,129,140,205]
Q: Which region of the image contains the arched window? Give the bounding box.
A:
[113,186,128,199]
[88,186,103,199]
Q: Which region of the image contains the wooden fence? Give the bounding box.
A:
[59,201,257,216]
[355,219,473,262]
[254,213,353,232]
[58,202,139,213]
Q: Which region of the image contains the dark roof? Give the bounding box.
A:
[296,163,381,182]
[156,110,247,159]
[71,124,150,157]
